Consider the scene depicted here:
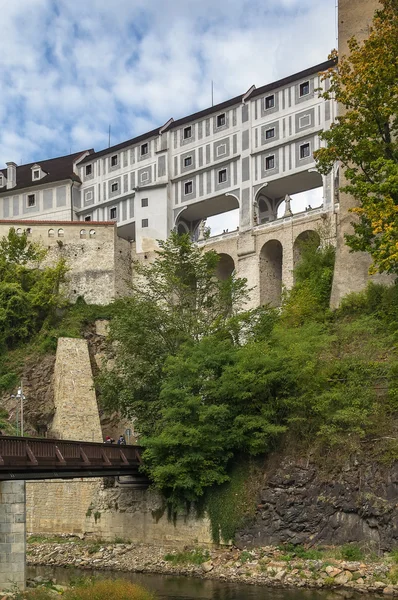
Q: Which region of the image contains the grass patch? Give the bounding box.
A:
[24,579,155,600]
[339,544,365,561]
[27,535,78,545]
[164,548,210,565]
[278,543,324,561]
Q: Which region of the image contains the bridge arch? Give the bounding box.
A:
[293,229,321,271]
[216,253,235,280]
[259,239,283,307]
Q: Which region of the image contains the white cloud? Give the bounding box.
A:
[0,0,336,164]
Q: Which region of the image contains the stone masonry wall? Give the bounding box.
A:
[26,338,103,536]
[0,221,130,305]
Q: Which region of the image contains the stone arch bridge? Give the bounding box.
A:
[200,205,337,308]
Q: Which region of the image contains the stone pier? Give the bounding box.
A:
[0,481,26,590]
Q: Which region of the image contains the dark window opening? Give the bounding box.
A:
[218,169,227,183]
[141,143,148,156]
[142,218,149,228]
[265,156,275,170]
[183,126,192,139]
[111,182,118,192]
[111,155,118,166]
[141,198,148,207]
[184,156,192,167]
[86,165,92,176]
[300,81,310,97]
[184,181,193,195]
[265,95,275,110]
[300,143,311,159]
[27,194,36,207]
[265,128,275,140]
[110,207,117,220]
[217,113,226,127]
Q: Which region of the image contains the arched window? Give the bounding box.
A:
[58,228,64,237]
[16,228,23,236]
[80,229,87,238]
[89,229,96,238]
[48,229,55,238]
[26,227,32,236]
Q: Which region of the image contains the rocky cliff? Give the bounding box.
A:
[236,453,398,551]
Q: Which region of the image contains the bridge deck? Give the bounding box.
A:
[0,436,147,481]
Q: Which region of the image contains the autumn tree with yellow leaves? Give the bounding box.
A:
[315,0,398,275]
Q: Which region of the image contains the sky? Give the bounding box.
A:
[0,0,337,233]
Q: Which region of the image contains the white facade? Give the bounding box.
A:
[0,60,337,255]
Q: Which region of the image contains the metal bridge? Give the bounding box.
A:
[0,436,147,482]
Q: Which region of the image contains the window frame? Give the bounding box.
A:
[216,113,226,128]
[265,155,275,170]
[183,126,192,140]
[265,128,275,140]
[140,143,149,156]
[85,164,92,176]
[111,182,119,193]
[140,171,149,183]
[184,156,193,168]
[216,144,227,158]
[299,81,310,97]
[264,95,275,110]
[184,180,193,195]
[299,142,311,160]
[141,198,149,207]
[218,169,227,184]
[111,155,118,167]
[141,218,149,228]
[27,193,36,208]
[110,207,117,220]
[33,170,40,180]
[85,190,93,201]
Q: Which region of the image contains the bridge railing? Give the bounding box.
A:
[0,436,144,480]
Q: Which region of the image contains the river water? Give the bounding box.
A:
[28,566,368,600]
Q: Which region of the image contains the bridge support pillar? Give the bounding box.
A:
[0,481,26,591]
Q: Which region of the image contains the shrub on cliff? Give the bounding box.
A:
[0,228,68,349]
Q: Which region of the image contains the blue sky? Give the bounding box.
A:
[0,0,337,229]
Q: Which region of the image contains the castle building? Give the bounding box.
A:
[0,59,339,308]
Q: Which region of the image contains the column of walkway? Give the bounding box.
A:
[0,481,26,590]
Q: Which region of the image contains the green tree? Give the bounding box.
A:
[98,232,250,434]
[315,0,398,275]
[0,228,67,348]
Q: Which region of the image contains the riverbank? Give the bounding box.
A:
[27,537,398,595]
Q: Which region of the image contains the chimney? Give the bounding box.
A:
[6,162,17,189]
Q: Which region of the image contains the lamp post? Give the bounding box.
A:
[11,383,26,437]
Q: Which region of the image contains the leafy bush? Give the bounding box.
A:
[340,544,364,561]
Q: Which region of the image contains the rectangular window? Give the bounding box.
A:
[142,218,149,228]
[27,194,36,207]
[265,95,275,110]
[111,182,118,192]
[183,126,192,139]
[300,143,311,159]
[218,169,227,183]
[33,170,40,179]
[216,144,226,157]
[0,177,3,187]
[217,113,226,127]
[265,128,275,140]
[300,81,310,97]
[141,143,148,156]
[141,198,148,207]
[265,155,275,170]
[111,155,118,167]
[85,165,92,176]
[110,207,117,220]
[140,171,149,183]
[184,181,193,195]
[184,156,192,167]
[84,216,92,222]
